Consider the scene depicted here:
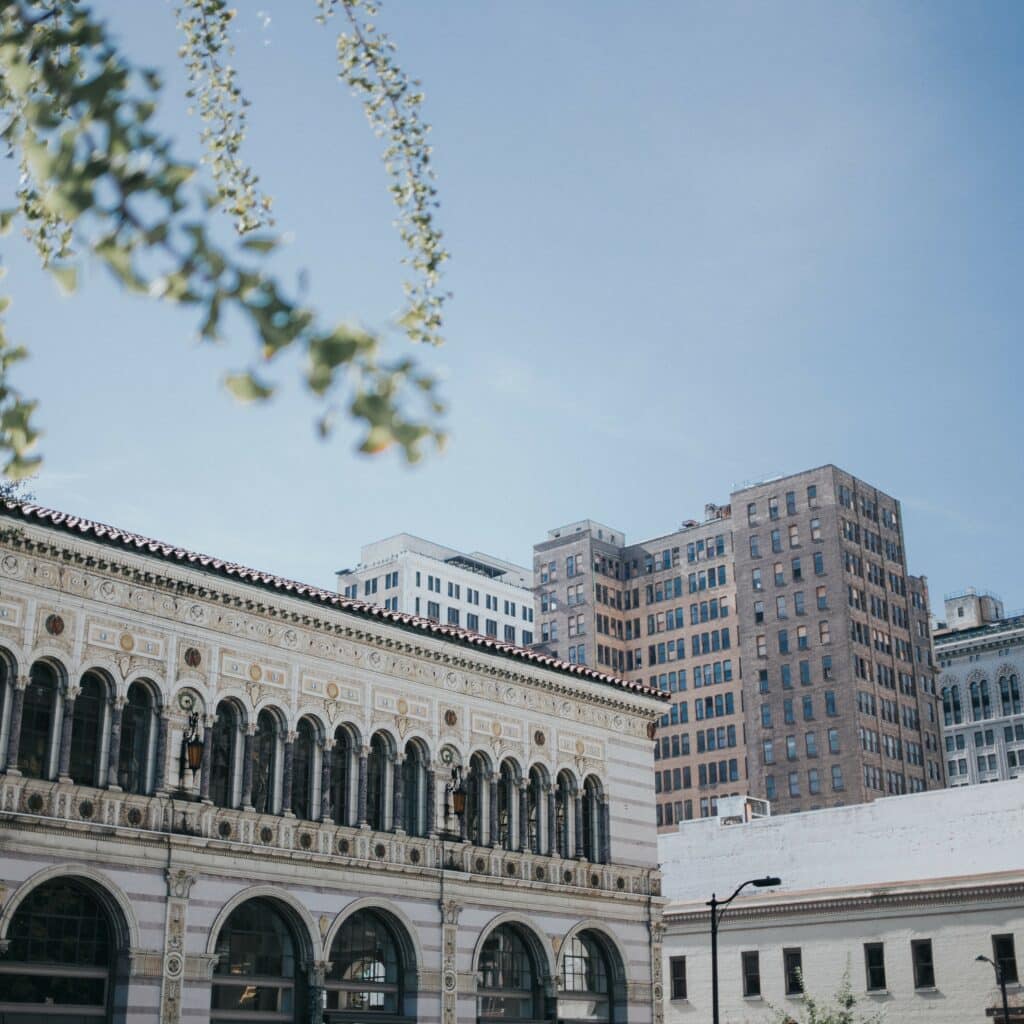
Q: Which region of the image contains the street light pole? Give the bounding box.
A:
[708,876,781,1024]
[977,954,1012,1024]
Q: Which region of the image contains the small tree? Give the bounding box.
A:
[770,969,885,1024]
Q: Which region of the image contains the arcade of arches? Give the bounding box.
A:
[0,875,629,1024]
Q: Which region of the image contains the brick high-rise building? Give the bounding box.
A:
[534,464,945,828]
[534,508,745,828]
[732,466,944,814]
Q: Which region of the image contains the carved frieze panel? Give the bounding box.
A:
[375,689,431,723]
[558,733,605,764]
[220,651,287,688]
[86,619,165,661]
[471,712,523,745]
[301,671,361,707]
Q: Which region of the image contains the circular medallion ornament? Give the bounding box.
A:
[444,709,458,727]
[338,837,350,854]
[218,821,232,839]
[248,664,263,682]
[563,869,573,884]
[491,722,502,738]
[299,832,313,849]
[409,848,421,864]
[534,730,546,747]
[397,697,409,716]
[535,866,546,881]
[127,807,143,827]
[326,681,339,700]
[575,739,585,755]
[79,799,95,819]
[444,970,457,992]
[647,722,658,740]
[26,793,44,813]
[119,632,135,652]
[44,613,65,636]
[165,953,184,979]
[184,647,202,668]
[260,826,274,843]
[177,690,196,712]
[375,843,387,859]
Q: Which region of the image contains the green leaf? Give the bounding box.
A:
[0,210,15,236]
[224,371,273,402]
[50,264,78,296]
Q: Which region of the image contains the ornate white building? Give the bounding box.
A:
[0,502,666,1024]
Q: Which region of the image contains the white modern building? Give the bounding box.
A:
[337,534,536,647]
[658,782,1024,1023]
[934,588,1024,786]
[0,501,666,1024]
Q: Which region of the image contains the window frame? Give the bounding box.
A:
[911,939,935,990]
[864,942,886,992]
[669,956,687,1000]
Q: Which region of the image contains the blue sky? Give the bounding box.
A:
[2,1,1021,610]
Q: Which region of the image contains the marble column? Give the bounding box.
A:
[198,719,214,802]
[545,784,555,857]
[319,740,333,821]
[425,767,436,836]
[518,781,529,852]
[307,961,329,1020]
[106,697,125,790]
[280,732,295,816]
[357,747,369,827]
[459,771,469,842]
[488,772,498,848]
[574,793,584,859]
[601,798,611,864]
[57,688,78,781]
[392,753,406,833]
[4,676,28,774]
[240,724,256,810]
[153,712,169,793]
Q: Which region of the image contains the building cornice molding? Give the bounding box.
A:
[663,877,1024,926]
[0,519,663,722]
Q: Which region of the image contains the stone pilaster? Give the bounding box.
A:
[357,747,369,827]
[440,899,462,1024]
[392,753,406,834]
[57,686,79,781]
[160,868,199,1024]
[4,675,28,775]
[650,918,666,1024]
[106,697,125,790]
[307,959,330,1019]
[281,732,296,816]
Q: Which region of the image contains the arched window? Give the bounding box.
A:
[211,898,303,1022]
[555,771,575,858]
[970,682,982,721]
[252,710,280,815]
[527,767,545,854]
[980,680,992,719]
[18,663,59,779]
[1011,675,1022,715]
[332,726,356,826]
[291,718,317,821]
[950,684,963,724]
[560,933,614,1023]
[366,733,391,831]
[117,682,155,794]
[327,909,412,1019]
[582,776,605,863]
[942,687,953,727]
[0,878,118,1019]
[69,672,106,786]
[210,701,240,809]
[402,740,428,837]
[477,924,547,1023]
[497,760,518,850]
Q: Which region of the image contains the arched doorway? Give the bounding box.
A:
[558,930,624,1024]
[477,922,551,1023]
[210,897,305,1022]
[0,876,125,1021]
[326,908,416,1021]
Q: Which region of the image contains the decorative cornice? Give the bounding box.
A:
[664,878,1024,925]
[0,516,664,719]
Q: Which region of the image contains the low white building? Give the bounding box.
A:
[336,534,536,646]
[658,782,1024,1023]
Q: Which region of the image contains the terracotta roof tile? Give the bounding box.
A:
[0,501,667,701]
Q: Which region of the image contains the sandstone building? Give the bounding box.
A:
[0,501,665,1024]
